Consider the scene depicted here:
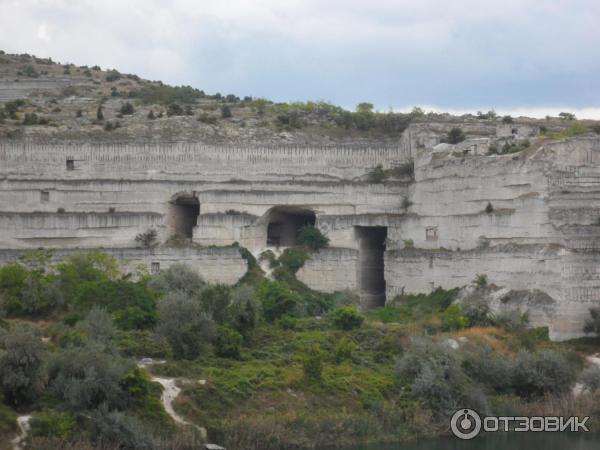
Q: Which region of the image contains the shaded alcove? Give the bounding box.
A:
[355,226,387,308]
[265,206,316,247]
[169,194,200,239]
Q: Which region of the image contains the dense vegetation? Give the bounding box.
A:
[0,249,599,448]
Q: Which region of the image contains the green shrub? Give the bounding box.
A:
[584,307,600,334]
[460,297,491,326]
[199,284,231,324]
[396,338,475,416]
[0,325,46,406]
[475,273,488,287]
[73,280,157,330]
[580,366,600,392]
[166,103,184,116]
[148,263,205,297]
[30,410,75,438]
[47,342,135,411]
[157,291,215,359]
[134,229,157,248]
[301,344,324,382]
[443,127,466,144]
[297,225,329,251]
[105,70,121,82]
[330,305,364,330]
[257,279,301,322]
[441,304,469,331]
[511,350,577,397]
[334,337,357,364]
[278,247,309,273]
[221,105,232,118]
[368,164,386,183]
[120,102,135,115]
[225,284,259,335]
[129,84,203,105]
[215,326,242,359]
[277,314,299,330]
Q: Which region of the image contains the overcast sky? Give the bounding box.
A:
[1,0,599,118]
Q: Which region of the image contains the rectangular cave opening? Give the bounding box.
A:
[355,226,387,308]
[170,195,200,239]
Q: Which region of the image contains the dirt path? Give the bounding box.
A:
[11,415,31,450]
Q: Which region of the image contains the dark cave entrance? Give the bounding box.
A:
[355,226,387,308]
[266,206,316,247]
[170,194,200,239]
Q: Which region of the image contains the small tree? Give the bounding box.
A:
[584,307,600,334]
[157,291,216,359]
[0,325,46,406]
[134,229,158,248]
[147,110,155,120]
[220,105,232,118]
[485,202,494,214]
[257,279,301,322]
[558,112,576,121]
[368,164,386,183]
[502,115,513,124]
[297,225,329,251]
[214,326,242,359]
[96,105,104,121]
[444,127,466,144]
[120,102,134,115]
[301,344,324,382]
[330,305,364,330]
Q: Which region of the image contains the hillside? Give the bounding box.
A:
[2,50,598,146]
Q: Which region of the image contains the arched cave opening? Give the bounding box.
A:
[169,194,200,239]
[355,226,387,308]
[266,206,316,247]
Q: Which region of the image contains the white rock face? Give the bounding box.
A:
[1,127,600,339]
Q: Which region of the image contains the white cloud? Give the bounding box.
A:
[0,1,598,110]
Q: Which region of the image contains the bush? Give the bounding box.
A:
[444,127,466,144]
[149,263,205,297]
[166,103,184,116]
[511,350,577,397]
[368,164,386,182]
[47,342,134,411]
[120,102,134,115]
[221,105,232,118]
[334,337,357,364]
[73,280,157,330]
[106,70,121,82]
[584,307,600,334]
[257,280,301,322]
[226,284,259,335]
[134,229,157,248]
[330,305,364,330]
[157,291,216,359]
[485,202,494,214]
[199,284,231,324]
[277,314,299,330]
[297,225,329,251]
[96,105,104,120]
[460,297,491,326]
[441,304,469,331]
[475,273,488,287]
[0,325,46,406]
[301,344,324,382]
[214,326,242,359]
[396,338,473,416]
[580,366,600,392]
[278,247,309,273]
[462,345,512,391]
[30,410,75,438]
[0,262,63,318]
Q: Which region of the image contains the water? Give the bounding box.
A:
[328,433,600,450]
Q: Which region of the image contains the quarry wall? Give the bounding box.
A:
[1,131,600,340]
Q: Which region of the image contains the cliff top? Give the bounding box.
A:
[0,50,598,145]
